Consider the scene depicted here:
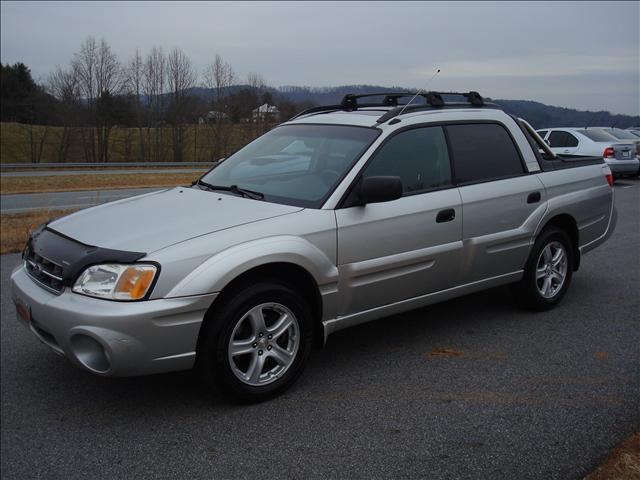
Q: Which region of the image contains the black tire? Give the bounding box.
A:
[196,280,314,403]
[511,227,574,311]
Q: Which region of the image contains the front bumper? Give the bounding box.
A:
[10,264,217,376]
[606,158,639,176]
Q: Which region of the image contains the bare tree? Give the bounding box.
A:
[246,71,270,137]
[143,46,167,161]
[127,48,146,161]
[48,65,80,103]
[203,54,235,161]
[166,47,196,162]
[72,37,98,161]
[204,54,235,106]
[14,123,49,164]
[95,38,124,162]
[72,37,124,162]
[47,65,81,162]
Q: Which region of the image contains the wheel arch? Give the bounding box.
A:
[179,236,338,352]
[537,213,580,271]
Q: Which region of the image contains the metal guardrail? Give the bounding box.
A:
[0,162,217,170]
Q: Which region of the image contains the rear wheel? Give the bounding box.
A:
[197,280,314,402]
[512,227,574,311]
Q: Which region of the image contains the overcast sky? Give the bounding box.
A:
[1,1,638,115]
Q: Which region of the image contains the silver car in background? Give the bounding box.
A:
[12,91,617,402]
[536,127,639,178]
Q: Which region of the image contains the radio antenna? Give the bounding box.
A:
[585,113,598,129]
[398,68,441,116]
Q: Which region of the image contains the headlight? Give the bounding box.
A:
[72,264,158,300]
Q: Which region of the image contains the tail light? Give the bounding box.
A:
[603,165,613,186]
[603,147,615,159]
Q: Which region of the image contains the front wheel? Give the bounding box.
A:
[197,280,314,402]
[512,227,574,311]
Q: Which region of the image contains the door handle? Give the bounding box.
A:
[436,208,455,223]
[527,192,541,204]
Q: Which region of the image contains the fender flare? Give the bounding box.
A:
[166,235,339,298]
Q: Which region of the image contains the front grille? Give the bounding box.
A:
[24,251,64,294]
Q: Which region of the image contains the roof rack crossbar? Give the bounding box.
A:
[340,92,421,109]
[291,102,400,120]
[291,104,344,119]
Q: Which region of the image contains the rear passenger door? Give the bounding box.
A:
[547,130,580,156]
[446,123,547,283]
[335,126,462,316]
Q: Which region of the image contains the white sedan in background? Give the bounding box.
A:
[536,127,639,178]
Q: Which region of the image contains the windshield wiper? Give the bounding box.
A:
[194,179,264,200]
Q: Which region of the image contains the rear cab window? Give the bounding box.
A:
[445,123,525,184]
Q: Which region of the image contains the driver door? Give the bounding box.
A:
[335,126,463,316]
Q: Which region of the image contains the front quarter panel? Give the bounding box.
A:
[165,235,339,298]
[147,209,339,318]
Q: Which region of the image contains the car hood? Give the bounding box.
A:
[48,187,303,253]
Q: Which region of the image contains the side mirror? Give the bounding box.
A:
[359,176,402,205]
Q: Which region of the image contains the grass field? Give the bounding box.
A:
[1,209,79,254]
[0,170,205,252]
[0,171,203,194]
[585,432,640,480]
[0,122,267,164]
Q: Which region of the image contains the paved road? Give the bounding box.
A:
[1,180,638,479]
[1,187,162,213]
[1,168,208,177]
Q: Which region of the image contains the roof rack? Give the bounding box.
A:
[377,92,505,123]
[291,90,500,122]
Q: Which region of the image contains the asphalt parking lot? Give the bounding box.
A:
[1,179,638,480]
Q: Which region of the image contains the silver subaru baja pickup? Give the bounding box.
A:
[11,91,616,402]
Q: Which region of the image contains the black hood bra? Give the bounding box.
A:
[24,225,146,288]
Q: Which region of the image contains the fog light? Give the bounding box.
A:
[70,334,111,373]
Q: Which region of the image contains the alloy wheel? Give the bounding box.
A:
[535,241,568,299]
[227,302,300,386]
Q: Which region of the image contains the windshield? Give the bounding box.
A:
[199,124,380,207]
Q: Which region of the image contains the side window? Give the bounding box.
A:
[446,123,524,184]
[537,130,548,139]
[548,131,568,148]
[363,126,452,194]
[565,132,579,147]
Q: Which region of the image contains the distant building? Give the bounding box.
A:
[252,104,280,122]
[199,110,230,124]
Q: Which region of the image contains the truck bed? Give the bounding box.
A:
[539,154,604,171]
